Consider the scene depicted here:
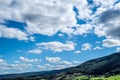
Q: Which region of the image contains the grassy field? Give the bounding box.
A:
[73,75,120,80]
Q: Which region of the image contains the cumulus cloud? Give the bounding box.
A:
[99,9,120,39]
[28,49,42,54]
[93,0,116,7]
[102,38,120,47]
[37,65,46,69]
[59,61,72,65]
[115,47,120,52]
[46,57,61,63]
[0,26,28,40]
[81,43,92,51]
[93,46,102,50]
[73,60,82,64]
[0,0,78,36]
[0,0,97,39]
[0,58,5,63]
[74,24,93,35]
[0,59,32,71]
[0,0,119,41]
[74,50,81,54]
[9,63,32,70]
[19,56,41,63]
[36,41,75,52]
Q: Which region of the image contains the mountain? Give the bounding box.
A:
[76,52,120,75]
[0,52,120,80]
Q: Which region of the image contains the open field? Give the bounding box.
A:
[73,75,120,80]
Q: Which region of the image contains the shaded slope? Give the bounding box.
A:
[77,52,120,75]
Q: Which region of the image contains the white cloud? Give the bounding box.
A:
[28,49,42,54]
[46,57,61,63]
[94,25,106,37]
[81,43,92,51]
[0,62,32,70]
[96,41,101,44]
[17,50,22,53]
[73,60,82,64]
[59,61,72,65]
[93,46,102,50]
[0,0,95,38]
[37,65,46,69]
[45,64,54,68]
[74,24,93,35]
[93,0,117,8]
[58,33,64,37]
[36,41,75,52]
[0,58,5,63]
[0,0,119,41]
[54,65,66,70]
[19,56,41,63]
[55,61,74,70]
[74,50,81,54]
[9,63,32,70]
[0,26,28,40]
[115,47,120,52]
[102,38,120,47]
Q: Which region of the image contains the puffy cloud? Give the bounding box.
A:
[93,0,117,7]
[0,0,77,36]
[0,58,5,63]
[17,50,22,53]
[73,60,82,64]
[36,41,75,52]
[37,65,46,69]
[19,56,41,63]
[96,41,101,44]
[0,0,96,38]
[59,61,72,65]
[0,26,28,40]
[115,47,120,52]
[74,24,93,35]
[28,49,42,54]
[74,50,81,54]
[54,65,66,70]
[46,57,61,63]
[58,33,64,37]
[9,63,32,70]
[102,38,120,47]
[81,43,92,51]
[99,9,120,39]
[93,46,102,50]
[0,61,32,70]
[94,25,106,37]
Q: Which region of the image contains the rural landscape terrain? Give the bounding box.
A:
[0,52,120,80]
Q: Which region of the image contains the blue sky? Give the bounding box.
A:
[0,0,120,74]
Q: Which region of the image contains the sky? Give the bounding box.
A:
[0,0,120,75]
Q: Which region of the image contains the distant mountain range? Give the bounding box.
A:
[0,52,120,80]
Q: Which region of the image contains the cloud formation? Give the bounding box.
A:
[19,56,41,63]
[46,57,61,63]
[36,41,75,52]
[81,43,92,51]
[102,39,120,47]
[99,9,120,39]
[28,49,42,54]
[0,26,28,40]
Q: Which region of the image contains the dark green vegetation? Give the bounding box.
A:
[0,52,120,80]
